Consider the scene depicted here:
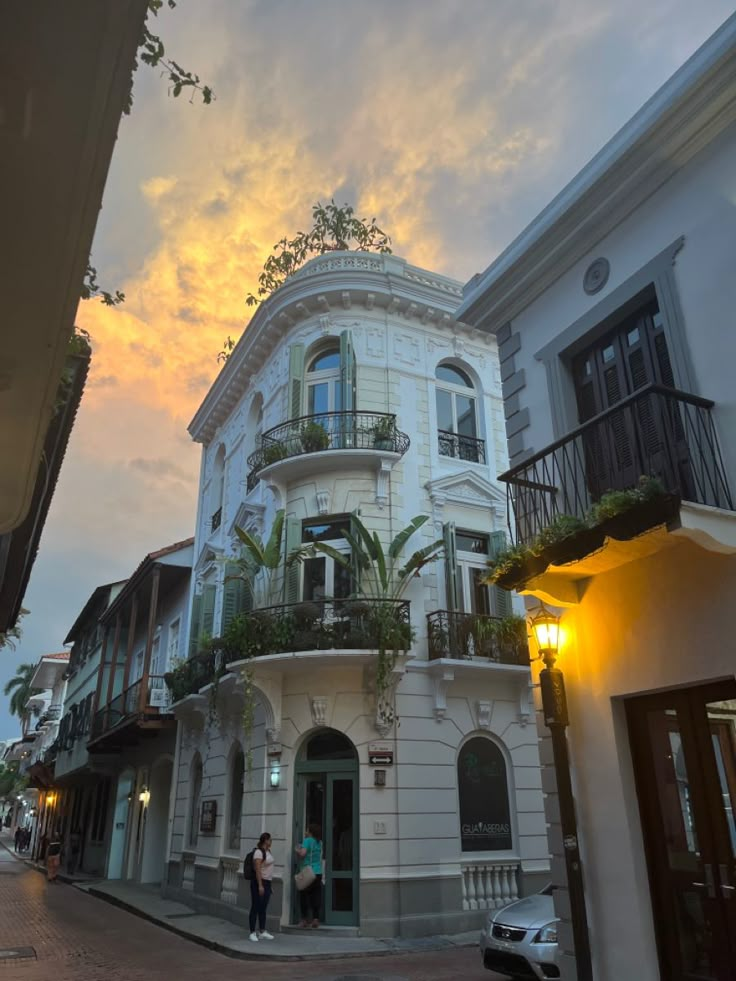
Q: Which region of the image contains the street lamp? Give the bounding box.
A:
[528,603,592,981]
[138,787,150,806]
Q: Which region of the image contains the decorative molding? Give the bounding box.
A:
[425,470,507,524]
[315,489,330,515]
[375,459,394,509]
[583,257,610,295]
[229,499,265,539]
[266,727,282,756]
[476,699,492,729]
[393,332,420,365]
[518,680,533,727]
[365,328,385,359]
[311,695,328,727]
[432,666,455,722]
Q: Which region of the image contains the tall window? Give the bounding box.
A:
[458,737,512,852]
[435,363,484,463]
[210,445,225,532]
[301,516,352,602]
[228,749,245,851]
[167,619,180,666]
[456,531,493,616]
[307,345,342,418]
[189,756,203,847]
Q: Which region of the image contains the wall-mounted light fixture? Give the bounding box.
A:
[269,764,280,789]
[138,787,151,806]
[529,603,561,667]
[46,793,56,807]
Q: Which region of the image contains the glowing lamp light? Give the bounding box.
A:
[529,604,561,663]
[269,764,280,789]
[46,793,56,806]
[139,787,151,806]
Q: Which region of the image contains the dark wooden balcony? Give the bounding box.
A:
[247,411,410,491]
[500,384,734,545]
[88,675,174,752]
[166,599,413,702]
[427,610,529,664]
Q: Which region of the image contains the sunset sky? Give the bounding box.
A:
[3,0,733,739]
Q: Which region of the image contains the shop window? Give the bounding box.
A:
[458,737,513,851]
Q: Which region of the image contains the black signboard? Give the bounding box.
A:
[458,737,512,851]
[200,799,217,833]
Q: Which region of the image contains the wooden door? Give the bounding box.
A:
[627,682,736,980]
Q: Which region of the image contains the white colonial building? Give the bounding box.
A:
[165,252,548,937]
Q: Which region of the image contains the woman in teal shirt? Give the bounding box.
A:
[295,822,323,927]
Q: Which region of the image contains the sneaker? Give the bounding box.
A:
[259,931,274,940]
[249,932,259,942]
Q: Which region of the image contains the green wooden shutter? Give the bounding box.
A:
[288,344,305,419]
[188,594,202,656]
[490,531,513,617]
[221,564,240,633]
[283,515,302,603]
[340,330,356,413]
[350,511,361,595]
[201,584,217,640]
[443,522,459,611]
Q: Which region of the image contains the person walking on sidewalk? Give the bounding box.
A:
[248,832,275,943]
[46,832,62,882]
[296,823,323,928]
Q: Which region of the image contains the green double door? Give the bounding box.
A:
[293,761,359,926]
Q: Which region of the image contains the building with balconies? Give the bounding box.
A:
[458,15,736,981]
[165,252,548,937]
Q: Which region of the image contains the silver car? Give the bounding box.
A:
[479,885,559,980]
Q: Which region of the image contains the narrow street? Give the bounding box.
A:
[0,849,500,981]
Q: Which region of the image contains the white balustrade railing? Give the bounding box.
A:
[461,861,520,911]
[220,858,240,905]
[181,853,195,891]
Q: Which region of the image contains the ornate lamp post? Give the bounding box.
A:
[530,604,593,981]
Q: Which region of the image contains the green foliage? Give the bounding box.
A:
[0,609,27,654]
[245,200,392,307]
[0,763,26,800]
[81,263,125,307]
[370,416,396,446]
[485,475,668,584]
[262,442,288,465]
[217,336,236,364]
[3,662,41,722]
[299,421,330,453]
[232,509,313,608]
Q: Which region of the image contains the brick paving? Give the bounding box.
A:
[0,850,500,981]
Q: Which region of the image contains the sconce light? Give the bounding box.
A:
[46,793,56,807]
[529,603,561,667]
[269,764,280,789]
[139,787,150,806]
[374,769,386,788]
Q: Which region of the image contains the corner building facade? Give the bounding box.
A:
[165,253,548,937]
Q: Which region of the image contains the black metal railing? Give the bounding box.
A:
[500,384,734,545]
[90,675,171,741]
[427,611,529,664]
[166,599,412,702]
[247,412,410,490]
[438,429,486,464]
[211,507,222,533]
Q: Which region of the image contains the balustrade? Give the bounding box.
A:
[461,861,520,911]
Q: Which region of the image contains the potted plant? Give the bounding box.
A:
[300,420,330,453]
[262,441,288,466]
[371,416,396,451]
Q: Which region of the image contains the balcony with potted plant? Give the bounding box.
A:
[246,410,410,491]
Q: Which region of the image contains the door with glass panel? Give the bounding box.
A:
[626,681,736,981]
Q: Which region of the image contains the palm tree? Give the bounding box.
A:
[3,662,39,723]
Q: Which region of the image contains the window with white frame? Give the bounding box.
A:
[167,618,180,666]
[306,345,342,418]
[435,363,485,463]
[456,530,494,616]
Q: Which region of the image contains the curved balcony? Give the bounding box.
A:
[247,411,410,490]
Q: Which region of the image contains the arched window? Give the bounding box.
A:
[458,737,512,852]
[307,343,342,417]
[188,755,203,847]
[435,362,484,463]
[228,749,245,851]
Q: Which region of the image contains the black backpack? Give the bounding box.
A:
[243,848,256,880]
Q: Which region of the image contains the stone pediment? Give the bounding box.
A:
[194,542,224,579]
[425,470,506,513]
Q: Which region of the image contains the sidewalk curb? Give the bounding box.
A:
[83,884,476,963]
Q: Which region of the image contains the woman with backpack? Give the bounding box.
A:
[295,822,323,928]
[248,832,275,942]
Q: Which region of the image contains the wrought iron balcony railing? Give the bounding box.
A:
[437,429,486,464]
[500,384,734,545]
[166,599,412,702]
[247,411,410,490]
[90,675,171,741]
[427,610,529,664]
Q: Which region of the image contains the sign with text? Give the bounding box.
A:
[368,742,394,766]
[458,737,512,851]
[200,799,217,834]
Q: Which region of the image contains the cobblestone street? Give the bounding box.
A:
[0,850,499,981]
